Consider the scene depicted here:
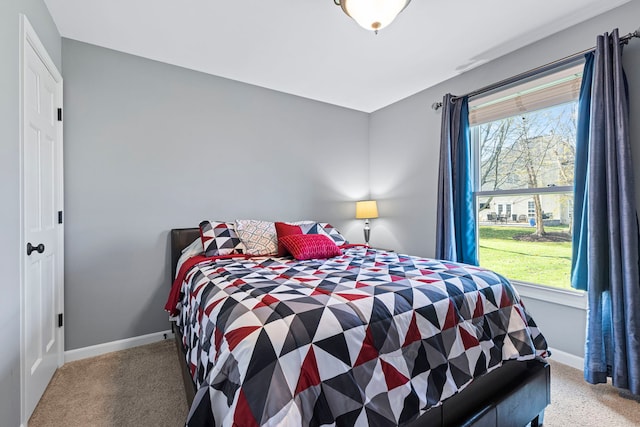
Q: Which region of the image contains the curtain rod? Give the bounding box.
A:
[432,28,640,111]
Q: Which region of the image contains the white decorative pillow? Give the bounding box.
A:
[235,219,278,256]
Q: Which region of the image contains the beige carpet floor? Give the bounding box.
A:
[544,359,640,426]
[30,340,640,426]
[29,340,188,427]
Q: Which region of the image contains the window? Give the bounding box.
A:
[471,64,582,291]
[528,201,535,218]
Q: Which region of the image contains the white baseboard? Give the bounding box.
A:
[62,333,583,369]
[64,330,174,363]
[549,347,584,371]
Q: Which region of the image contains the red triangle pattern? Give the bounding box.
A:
[253,300,268,309]
[225,326,261,351]
[472,295,484,319]
[354,327,379,366]
[402,313,422,347]
[380,359,409,390]
[191,282,208,299]
[232,278,247,287]
[416,278,440,284]
[336,292,369,301]
[204,297,224,316]
[233,389,260,427]
[295,346,322,394]
[459,326,480,350]
[262,294,279,306]
[311,288,331,296]
[442,300,458,330]
[500,288,511,308]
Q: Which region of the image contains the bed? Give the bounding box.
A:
[168,226,550,426]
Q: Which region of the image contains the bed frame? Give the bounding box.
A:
[169,227,550,426]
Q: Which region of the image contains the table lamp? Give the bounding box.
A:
[355,200,379,246]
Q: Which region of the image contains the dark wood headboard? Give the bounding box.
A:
[170,228,200,281]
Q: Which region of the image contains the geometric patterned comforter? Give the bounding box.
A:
[174,247,548,426]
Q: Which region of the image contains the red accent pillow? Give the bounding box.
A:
[279,234,342,261]
[274,222,303,256]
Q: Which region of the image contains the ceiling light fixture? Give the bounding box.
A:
[334,0,411,33]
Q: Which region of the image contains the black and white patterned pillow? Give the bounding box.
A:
[199,220,244,256]
[288,220,322,235]
[317,223,348,246]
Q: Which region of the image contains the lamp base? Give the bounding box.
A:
[363,219,370,246]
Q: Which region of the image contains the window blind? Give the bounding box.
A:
[469,63,583,126]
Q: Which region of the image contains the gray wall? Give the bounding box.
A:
[369,1,640,358]
[0,1,61,425]
[61,39,370,350]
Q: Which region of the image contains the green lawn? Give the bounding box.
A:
[478,226,572,290]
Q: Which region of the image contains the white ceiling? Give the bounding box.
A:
[43,0,630,113]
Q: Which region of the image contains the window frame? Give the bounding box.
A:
[468,79,587,308]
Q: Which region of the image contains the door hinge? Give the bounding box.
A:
[57,108,62,122]
[58,313,63,328]
[58,211,63,224]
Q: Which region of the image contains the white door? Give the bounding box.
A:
[20,15,64,422]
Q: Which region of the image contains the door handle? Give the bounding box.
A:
[27,243,45,256]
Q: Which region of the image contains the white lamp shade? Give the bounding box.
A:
[355,200,379,219]
[340,0,411,31]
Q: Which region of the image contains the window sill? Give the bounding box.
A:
[510,280,587,310]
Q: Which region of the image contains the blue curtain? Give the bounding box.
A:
[436,94,478,265]
[571,53,593,292]
[571,29,640,395]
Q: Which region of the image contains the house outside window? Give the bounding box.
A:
[471,63,582,291]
